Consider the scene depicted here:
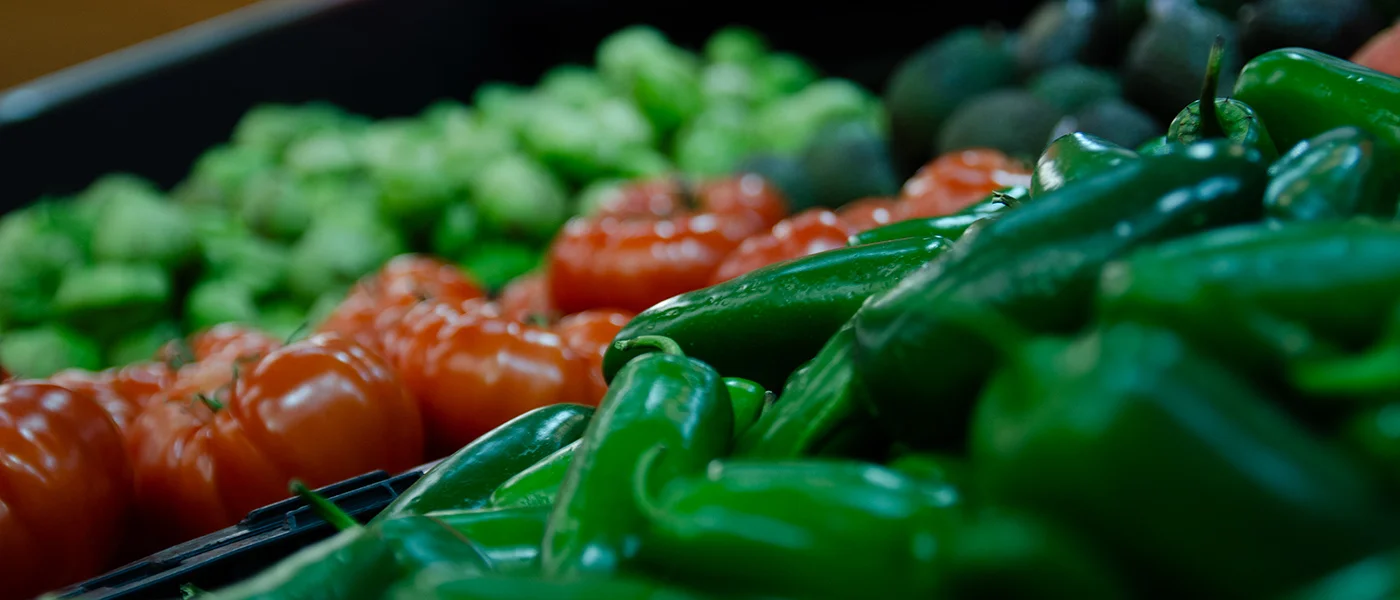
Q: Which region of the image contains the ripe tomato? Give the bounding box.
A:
[901,149,1031,218]
[836,197,905,233]
[591,177,688,218]
[555,309,635,405]
[158,323,284,366]
[380,298,592,457]
[498,271,560,324]
[1353,24,1400,78]
[711,208,856,284]
[319,254,486,354]
[0,381,131,600]
[127,335,423,548]
[549,174,788,313]
[50,362,175,433]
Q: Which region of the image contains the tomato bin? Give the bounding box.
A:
[4,0,1400,598]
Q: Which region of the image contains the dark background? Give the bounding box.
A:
[0,0,1039,210]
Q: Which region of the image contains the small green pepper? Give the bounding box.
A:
[734,322,862,459]
[426,506,552,574]
[1167,37,1279,161]
[1233,47,1400,155]
[939,507,1130,600]
[487,441,579,509]
[388,565,718,600]
[723,377,769,439]
[542,336,733,578]
[1134,135,1179,156]
[886,452,967,508]
[1264,126,1400,223]
[1031,132,1139,198]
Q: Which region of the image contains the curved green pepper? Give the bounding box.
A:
[1264,126,1400,222]
[487,441,578,509]
[373,403,593,522]
[734,322,861,459]
[723,377,769,439]
[1233,47,1400,155]
[972,321,1396,598]
[388,565,720,600]
[542,336,733,578]
[886,452,967,509]
[1284,549,1400,600]
[634,456,956,599]
[845,188,1023,247]
[1167,39,1279,161]
[428,506,552,574]
[604,236,952,392]
[854,140,1269,449]
[1030,133,1139,198]
[939,507,1130,600]
[1134,135,1179,157]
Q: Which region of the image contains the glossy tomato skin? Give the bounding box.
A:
[548,175,788,314]
[498,271,560,324]
[319,254,486,354]
[381,298,592,457]
[901,149,1031,218]
[710,208,856,284]
[50,362,175,433]
[592,177,687,218]
[555,309,635,405]
[0,381,131,600]
[836,197,905,232]
[127,334,423,549]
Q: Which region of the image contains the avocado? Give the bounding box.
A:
[1050,98,1162,151]
[937,90,1066,163]
[1123,2,1241,124]
[1014,0,1104,76]
[800,121,901,210]
[1239,0,1385,61]
[883,27,1019,176]
[1084,0,1149,64]
[735,153,819,212]
[1028,64,1122,114]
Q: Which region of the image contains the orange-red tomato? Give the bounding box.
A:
[836,197,905,233]
[157,323,284,367]
[498,271,560,324]
[319,254,486,354]
[549,175,788,314]
[555,309,635,405]
[1353,23,1400,77]
[901,149,1031,218]
[127,334,423,549]
[711,208,856,284]
[50,362,175,433]
[0,381,131,600]
[380,298,593,457]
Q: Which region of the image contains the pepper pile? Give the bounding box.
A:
[166,43,1400,600]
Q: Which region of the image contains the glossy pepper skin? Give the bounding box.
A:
[1264,126,1400,222]
[604,236,951,392]
[1096,220,1400,388]
[202,528,398,600]
[972,321,1397,599]
[939,507,1129,600]
[1168,37,1280,161]
[428,506,552,574]
[1283,549,1400,600]
[487,441,579,509]
[734,322,862,459]
[1233,48,1400,156]
[723,377,769,438]
[374,403,592,522]
[541,336,733,578]
[1030,133,1139,198]
[854,140,1269,449]
[634,456,956,599]
[844,188,1021,247]
[388,565,722,600]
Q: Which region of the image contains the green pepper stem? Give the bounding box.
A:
[613,335,686,357]
[1291,345,1400,395]
[1198,35,1226,140]
[289,479,361,532]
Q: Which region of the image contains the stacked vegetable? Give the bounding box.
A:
[0,24,886,381]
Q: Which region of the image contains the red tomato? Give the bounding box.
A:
[498,271,560,324]
[837,197,905,233]
[555,309,635,405]
[319,254,486,354]
[549,174,788,313]
[0,365,8,381]
[901,149,1032,218]
[127,335,423,549]
[380,298,593,457]
[50,362,175,433]
[158,324,284,366]
[592,177,688,218]
[1353,23,1400,77]
[0,381,131,600]
[711,208,856,284]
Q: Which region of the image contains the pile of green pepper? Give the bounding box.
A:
[179,45,1400,600]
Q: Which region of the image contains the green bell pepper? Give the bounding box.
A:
[487,441,579,509]
[1167,38,1279,161]
[1030,133,1138,198]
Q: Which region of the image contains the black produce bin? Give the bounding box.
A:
[3,0,1042,598]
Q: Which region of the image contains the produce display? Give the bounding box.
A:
[5,0,1400,598]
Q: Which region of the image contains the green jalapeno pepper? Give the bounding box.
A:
[723,377,769,439]
[542,336,733,578]
[854,139,1269,450]
[388,565,723,600]
[972,321,1397,599]
[846,188,1024,247]
[1030,133,1139,198]
[733,321,861,459]
[374,403,592,522]
[1167,37,1279,161]
[487,441,579,509]
[886,452,967,509]
[1134,135,1179,157]
[604,235,951,393]
[1233,47,1400,155]
[1264,126,1400,222]
[939,507,1130,600]
[428,506,552,574]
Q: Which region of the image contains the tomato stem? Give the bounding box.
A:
[613,335,686,357]
[289,479,361,532]
[1198,35,1226,140]
[195,393,224,413]
[284,322,310,346]
[526,313,553,328]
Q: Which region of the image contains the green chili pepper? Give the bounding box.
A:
[1167,36,1280,161]
[1264,126,1400,223]
[604,236,952,392]
[723,377,769,439]
[487,441,579,509]
[542,336,733,578]
[1341,404,1400,497]
[388,565,719,600]
[428,506,553,574]
[854,140,1269,449]
[374,404,593,522]
[1283,549,1400,600]
[1233,47,1400,156]
[1031,133,1139,199]
[734,322,861,459]
[972,320,1396,599]
[939,507,1129,600]
[886,452,967,509]
[634,454,956,599]
[1134,135,1179,156]
[846,188,1022,247]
